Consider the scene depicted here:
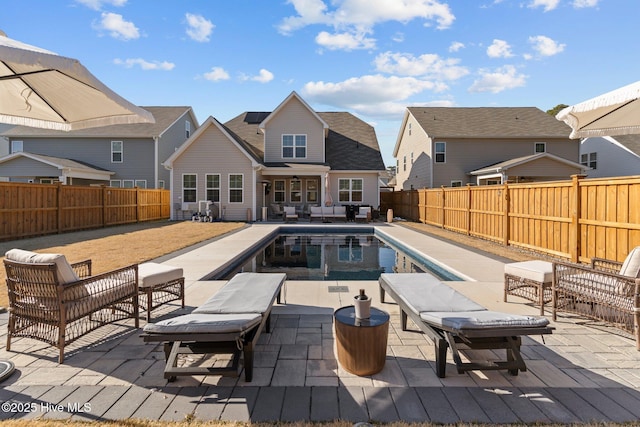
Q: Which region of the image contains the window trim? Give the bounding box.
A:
[290,178,302,203]
[273,179,285,203]
[451,180,462,187]
[534,142,546,153]
[111,140,123,163]
[228,173,244,204]
[282,134,307,159]
[185,120,191,138]
[134,180,147,189]
[11,140,23,153]
[338,178,364,203]
[122,179,135,189]
[182,173,197,203]
[110,180,121,188]
[306,179,318,203]
[435,141,446,163]
[581,152,597,169]
[206,173,221,202]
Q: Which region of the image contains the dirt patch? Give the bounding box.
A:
[0,221,245,308]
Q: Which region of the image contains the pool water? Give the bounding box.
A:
[220,233,452,281]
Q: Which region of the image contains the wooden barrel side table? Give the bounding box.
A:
[334,306,389,376]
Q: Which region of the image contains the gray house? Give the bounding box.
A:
[579,134,640,178]
[393,107,584,189]
[0,106,198,189]
[164,92,386,221]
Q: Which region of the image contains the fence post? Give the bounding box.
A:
[569,174,586,263]
[57,182,63,234]
[466,184,472,236]
[502,182,510,247]
[136,187,141,222]
[102,186,108,227]
[440,186,446,228]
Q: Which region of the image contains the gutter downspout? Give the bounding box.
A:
[153,136,159,189]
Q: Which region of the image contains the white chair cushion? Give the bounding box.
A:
[333,206,346,215]
[321,206,333,215]
[619,246,640,278]
[504,260,553,283]
[138,262,183,288]
[5,249,79,284]
[143,313,262,334]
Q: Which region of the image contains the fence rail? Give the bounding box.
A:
[380,175,640,263]
[0,182,171,241]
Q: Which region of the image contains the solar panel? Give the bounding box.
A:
[244,112,270,124]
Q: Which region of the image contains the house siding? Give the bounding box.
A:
[263,97,325,164]
[580,137,640,178]
[506,157,582,178]
[171,124,254,221]
[157,112,197,188]
[432,138,578,188]
[394,113,432,190]
[1,157,60,180]
[329,171,379,207]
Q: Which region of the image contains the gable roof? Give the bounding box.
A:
[0,106,196,138]
[258,91,328,133]
[0,151,114,179]
[223,111,385,171]
[407,107,572,139]
[469,152,587,176]
[163,116,260,168]
[611,134,640,156]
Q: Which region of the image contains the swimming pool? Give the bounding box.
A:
[213,227,461,281]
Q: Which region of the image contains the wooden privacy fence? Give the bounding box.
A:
[381,175,640,264]
[0,182,171,241]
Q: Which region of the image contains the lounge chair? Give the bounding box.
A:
[141,272,286,382]
[283,206,298,222]
[355,206,371,222]
[309,206,323,222]
[379,273,553,377]
[552,246,640,350]
[3,249,139,363]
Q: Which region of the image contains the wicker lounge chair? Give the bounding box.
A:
[552,247,640,350]
[283,206,298,222]
[141,272,286,382]
[3,249,139,363]
[379,273,554,377]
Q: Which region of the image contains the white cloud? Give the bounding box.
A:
[469,65,527,93]
[528,0,560,12]
[185,13,214,42]
[528,35,565,56]
[113,58,174,70]
[449,41,465,52]
[487,39,513,58]
[76,0,126,10]
[315,31,375,51]
[573,0,598,7]
[203,67,230,82]
[374,51,469,80]
[302,74,448,119]
[95,12,140,40]
[241,69,274,83]
[279,0,455,50]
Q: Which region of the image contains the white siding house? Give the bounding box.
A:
[579,135,640,178]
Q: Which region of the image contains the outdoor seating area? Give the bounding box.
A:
[3,249,140,363]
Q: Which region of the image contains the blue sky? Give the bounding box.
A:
[2,0,637,166]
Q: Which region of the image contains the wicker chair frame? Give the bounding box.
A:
[552,259,639,350]
[4,258,139,363]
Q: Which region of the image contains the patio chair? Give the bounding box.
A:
[270,203,284,220]
[379,273,554,377]
[3,249,139,363]
[355,206,372,222]
[552,246,640,350]
[283,206,298,222]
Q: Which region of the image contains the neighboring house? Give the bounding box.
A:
[163,91,386,221]
[393,107,582,189]
[0,107,198,188]
[579,134,640,178]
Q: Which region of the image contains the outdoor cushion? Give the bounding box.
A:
[333,206,346,216]
[504,260,553,283]
[144,313,262,334]
[138,262,183,288]
[5,249,79,284]
[421,310,550,331]
[321,206,333,216]
[194,272,285,315]
[619,246,640,278]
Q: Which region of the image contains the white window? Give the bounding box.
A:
[206,174,220,202]
[11,140,23,153]
[123,179,135,188]
[338,178,363,203]
[185,120,191,138]
[534,142,546,153]
[435,142,446,163]
[135,180,147,188]
[581,152,597,169]
[110,180,121,188]
[290,179,302,202]
[273,180,285,202]
[451,180,462,187]
[403,156,406,171]
[306,179,318,203]
[111,141,123,163]
[158,180,165,189]
[229,174,243,203]
[182,174,196,203]
[282,134,307,158]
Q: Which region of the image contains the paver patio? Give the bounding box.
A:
[0,223,639,423]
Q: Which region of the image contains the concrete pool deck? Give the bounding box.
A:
[1,222,639,423]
